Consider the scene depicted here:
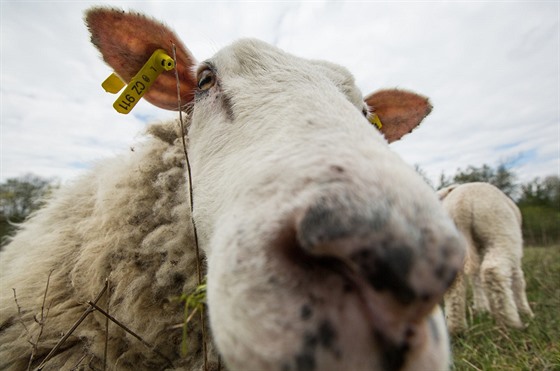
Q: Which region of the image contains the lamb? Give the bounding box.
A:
[0,7,465,371]
[437,182,534,334]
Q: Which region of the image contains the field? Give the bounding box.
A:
[450,246,560,370]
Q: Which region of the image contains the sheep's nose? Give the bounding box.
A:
[295,192,464,341]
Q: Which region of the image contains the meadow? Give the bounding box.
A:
[451,246,560,370]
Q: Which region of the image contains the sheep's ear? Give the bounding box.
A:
[85,7,197,111]
[364,89,432,143]
[437,184,459,200]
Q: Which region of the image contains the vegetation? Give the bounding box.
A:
[179,281,207,357]
[0,174,59,245]
[518,176,560,246]
[439,163,518,198]
[451,246,560,370]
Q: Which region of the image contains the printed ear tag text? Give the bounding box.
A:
[102,49,175,114]
[369,113,383,130]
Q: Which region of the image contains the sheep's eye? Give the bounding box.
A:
[362,108,369,117]
[197,69,216,91]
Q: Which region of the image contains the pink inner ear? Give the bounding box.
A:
[364,90,432,143]
[86,8,197,110]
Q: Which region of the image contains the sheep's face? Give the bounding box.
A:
[188,40,462,371]
[87,9,464,371]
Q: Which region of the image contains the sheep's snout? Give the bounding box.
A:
[294,191,464,345]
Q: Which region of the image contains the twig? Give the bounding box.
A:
[171,46,202,285]
[70,352,88,370]
[103,280,110,371]
[27,270,54,371]
[185,306,200,325]
[87,301,174,368]
[12,288,30,335]
[39,271,53,324]
[168,323,184,330]
[35,279,109,370]
[172,43,208,371]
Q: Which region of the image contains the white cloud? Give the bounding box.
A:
[1,1,558,187]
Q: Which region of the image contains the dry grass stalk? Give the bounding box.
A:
[70,352,88,370]
[103,280,110,371]
[28,270,53,370]
[87,301,174,367]
[12,288,31,337]
[36,277,175,370]
[172,43,208,371]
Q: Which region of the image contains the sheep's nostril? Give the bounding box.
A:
[295,194,463,312]
[295,198,421,305]
[349,246,417,305]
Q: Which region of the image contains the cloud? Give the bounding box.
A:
[1,1,558,188]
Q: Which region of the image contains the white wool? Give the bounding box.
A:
[0,122,215,369]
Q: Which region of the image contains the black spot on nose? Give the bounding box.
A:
[295,334,317,371]
[297,194,389,251]
[292,320,340,371]
[374,330,410,371]
[350,245,417,305]
[301,304,313,320]
[317,320,337,350]
[295,353,315,371]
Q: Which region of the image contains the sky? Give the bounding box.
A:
[1,1,558,188]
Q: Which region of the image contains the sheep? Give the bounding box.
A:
[0,7,465,371]
[437,182,534,334]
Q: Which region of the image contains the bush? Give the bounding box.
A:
[0,174,59,244]
[521,206,560,246]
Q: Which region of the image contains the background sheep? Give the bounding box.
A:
[0,7,465,370]
[438,182,534,334]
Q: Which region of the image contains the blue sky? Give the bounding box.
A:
[1,1,558,187]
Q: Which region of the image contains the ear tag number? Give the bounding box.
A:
[369,113,383,130]
[101,49,175,114]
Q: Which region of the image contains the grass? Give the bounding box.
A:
[450,246,560,371]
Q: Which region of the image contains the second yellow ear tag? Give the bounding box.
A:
[102,49,175,114]
[369,113,383,130]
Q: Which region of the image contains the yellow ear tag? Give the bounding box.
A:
[102,73,126,94]
[369,113,383,130]
[102,49,175,114]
